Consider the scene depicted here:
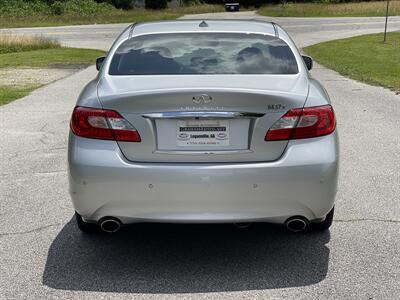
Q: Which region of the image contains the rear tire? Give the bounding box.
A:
[312,207,334,231]
[75,212,99,233]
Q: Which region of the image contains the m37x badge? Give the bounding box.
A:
[267,104,286,110]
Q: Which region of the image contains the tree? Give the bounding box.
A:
[145,0,168,9]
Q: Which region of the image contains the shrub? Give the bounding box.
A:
[0,0,113,17]
[0,0,47,17]
[60,0,112,15]
[145,0,168,9]
[112,0,134,9]
[183,0,203,5]
[51,1,65,15]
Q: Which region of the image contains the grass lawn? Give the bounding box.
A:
[0,5,224,28]
[0,34,60,54]
[304,32,400,92]
[0,48,105,69]
[0,85,40,106]
[258,1,400,17]
[0,34,104,105]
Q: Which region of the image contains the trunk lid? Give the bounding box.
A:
[98,74,309,163]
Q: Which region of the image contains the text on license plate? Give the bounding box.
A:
[176,120,230,147]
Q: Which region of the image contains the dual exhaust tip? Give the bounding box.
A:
[285,217,308,233]
[99,216,308,233]
[235,218,309,232]
[99,217,121,233]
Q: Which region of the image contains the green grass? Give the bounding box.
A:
[0,85,40,106]
[0,5,224,28]
[259,1,400,17]
[0,48,105,69]
[0,34,104,105]
[0,34,60,54]
[304,32,400,91]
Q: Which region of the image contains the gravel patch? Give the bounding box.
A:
[0,68,78,86]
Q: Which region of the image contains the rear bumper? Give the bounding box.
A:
[68,132,339,224]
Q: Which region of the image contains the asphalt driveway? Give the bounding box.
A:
[0,13,399,299]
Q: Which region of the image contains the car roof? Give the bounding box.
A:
[127,20,281,39]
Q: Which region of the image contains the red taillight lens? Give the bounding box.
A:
[70,106,141,142]
[265,105,336,141]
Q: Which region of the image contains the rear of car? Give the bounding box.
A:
[68,21,338,233]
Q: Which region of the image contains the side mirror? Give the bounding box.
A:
[302,55,313,70]
[96,56,106,71]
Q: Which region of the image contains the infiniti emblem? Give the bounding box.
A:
[192,94,213,104]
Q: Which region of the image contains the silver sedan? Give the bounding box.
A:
[68,20,338,234]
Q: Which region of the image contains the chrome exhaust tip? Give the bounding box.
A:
[100,218,121,233]
[285,217,308,233]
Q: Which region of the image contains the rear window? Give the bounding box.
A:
[109,33,298,75]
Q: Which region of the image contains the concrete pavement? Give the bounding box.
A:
[0,13,399,300]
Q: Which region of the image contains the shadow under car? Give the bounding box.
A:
[43,219,330,294]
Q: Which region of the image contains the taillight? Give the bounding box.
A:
[265,105,336,141]
[70,106,141,142]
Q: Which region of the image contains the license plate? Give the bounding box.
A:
[177,120,230,147]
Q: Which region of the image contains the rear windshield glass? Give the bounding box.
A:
[109,33,298,75]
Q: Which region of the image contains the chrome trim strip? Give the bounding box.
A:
[128,23,137,39]
[272,22,279,38]
[142,111,265,119]
[153,150,253,155]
